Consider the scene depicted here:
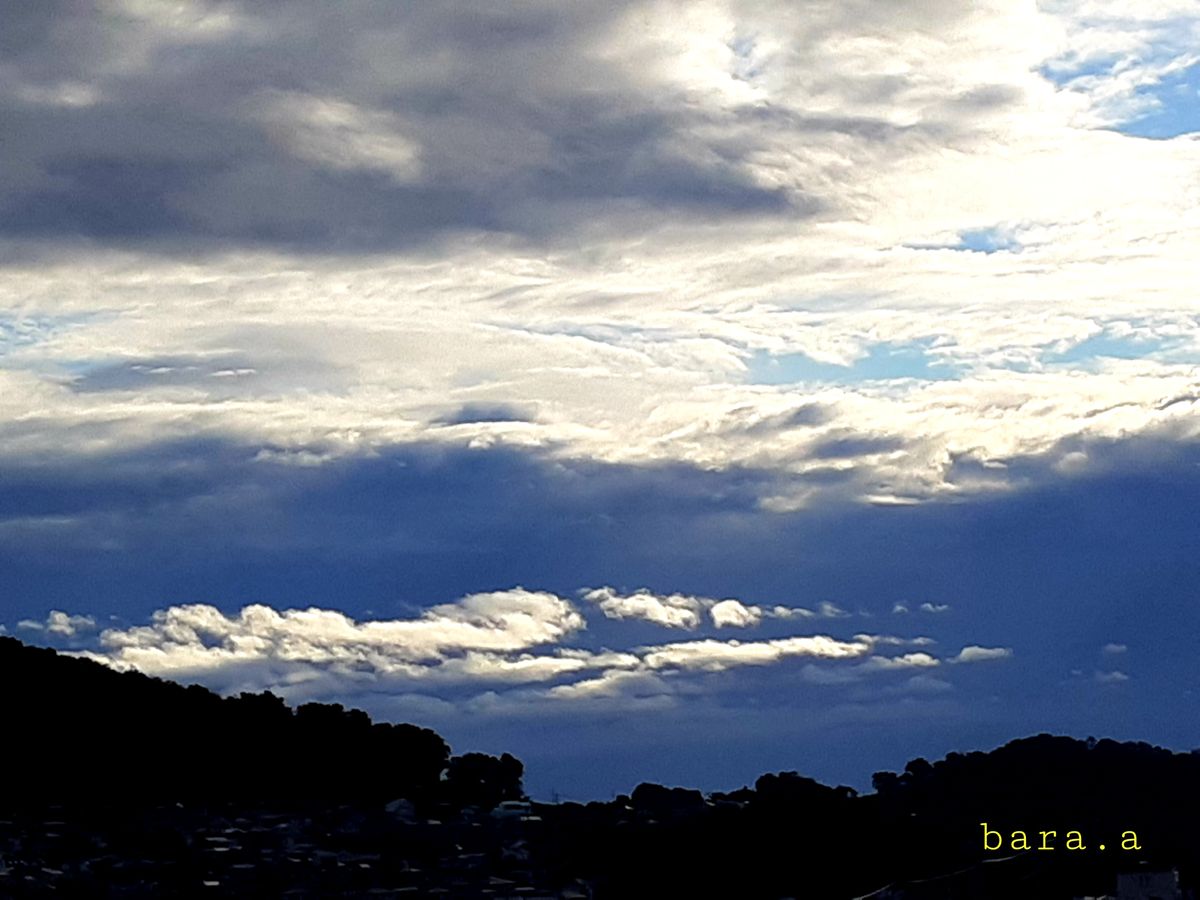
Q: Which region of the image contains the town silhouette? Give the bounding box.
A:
[2,635,1195,898]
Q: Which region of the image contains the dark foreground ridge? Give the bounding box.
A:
[2,635,1198,898]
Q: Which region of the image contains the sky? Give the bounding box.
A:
[2,0,1199,800]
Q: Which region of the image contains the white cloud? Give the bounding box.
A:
[90,589,586,680]
[465,670,679,716]
[1095,669,1130,683]
[1103,642,1128,654]
[640,634,871,672]
[857,634,936,648]
[951,645,1014,663]
[581,588,853,631]
[919,602,951,614]
[51,581,1019,716]
[582,587,708,630]
[766,601,851,620]
[802,650,943,685]
[709,598,763,628]
[17,610,97,638]
[859,652,940,671]
[78,593,882,687]
[546,669,673,702]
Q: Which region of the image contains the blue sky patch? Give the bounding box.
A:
[1038,55,1199,139]
[0,315,72,358]
[1110,61,1200,139]
[905,226,1022,254]
[747,340,962,385]
[1044,333,1174,367]
[951,228,1022,253]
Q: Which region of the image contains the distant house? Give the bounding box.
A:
[491,800,533,821]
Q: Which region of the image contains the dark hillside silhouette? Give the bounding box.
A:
[1,636,478,809]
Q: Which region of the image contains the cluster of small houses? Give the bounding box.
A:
[0,800,589,898]
[0,798,1190,898]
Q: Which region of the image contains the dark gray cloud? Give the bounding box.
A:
[808,433,905,459]
[68,356,259,393]
[4,429,1199,654]
[435,403,538,426]
[64,352,348,398]
[0,0,809,252]
[740,402,836,434]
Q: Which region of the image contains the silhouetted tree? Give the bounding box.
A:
[630,782,705,818]
[441,751,524,809]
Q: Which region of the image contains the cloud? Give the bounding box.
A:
[639,635,871,673]
[464,669,680,717]
[435,402,538,427]
[950,645,1013,664]
[582,587,708,630]
[1095,669,1130,683]
[1102,642,1127,654]
[583,588,850,630]
[545,669,674,703]
[90,589,587,682]
[709,598,763,628]
[883,674,954,695]
[0,0,1195,515]
[768,601,852,621]
[799,649,943,686]
[857,634,936,648]
[919,602,951,614]
[1041,2,1200,131]
[17,610,96,637]
[858,652,940,672]
[249,90,423,184]
[904,674,953,693]
[50,582,1000,717]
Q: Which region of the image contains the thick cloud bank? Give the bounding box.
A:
[0,0,1197,509]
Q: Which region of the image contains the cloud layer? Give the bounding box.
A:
[18,610,97,638]
[0,0,1196,511]
[64,588,1006,715]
